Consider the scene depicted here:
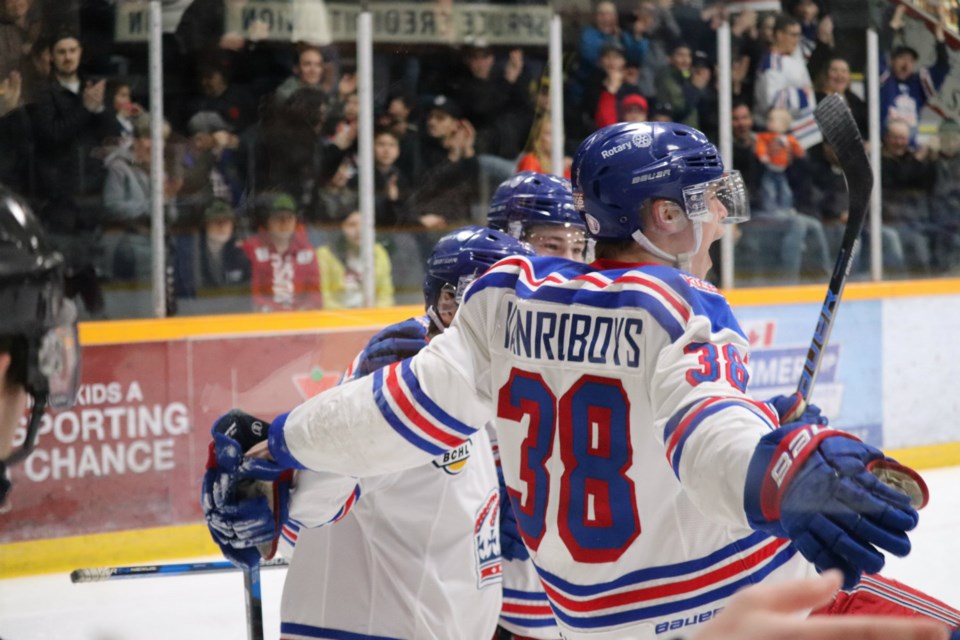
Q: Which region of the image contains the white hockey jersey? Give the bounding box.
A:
[754,48,822,149]
[276,343,503,640]
[273,256,815,640]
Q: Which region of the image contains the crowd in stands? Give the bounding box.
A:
[0,0,958,319]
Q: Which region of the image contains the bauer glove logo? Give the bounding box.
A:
[772,424,834,488]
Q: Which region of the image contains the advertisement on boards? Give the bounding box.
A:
[734,299,883,447]
[0,330,372,544]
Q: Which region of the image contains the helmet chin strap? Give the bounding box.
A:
[631,218,703,273]
[426,306,446,335]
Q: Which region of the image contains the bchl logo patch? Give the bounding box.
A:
[474,489,502,589]
[432,438,472,475]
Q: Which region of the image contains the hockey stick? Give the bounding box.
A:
[791,95,928,510]
[793,93,872,410]
[69,556,289,583]
[244,565,265,640]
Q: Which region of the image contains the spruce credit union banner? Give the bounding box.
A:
[116,1,552,46]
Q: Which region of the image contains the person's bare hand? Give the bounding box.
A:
[818,14,834,47]
[732,9,757,36]
[691,66,712,89]
[82,78,105,112]
[448,118,476,160]
[219,32,247,50]
[694,570,950,640]
[420,213,447,229]
[338,73,357,98]
[0,71,21,111]
[387,173,399,201]
[332,121,357,150]
[604,68,624,94]
[504,49,524,84]
[891,3,907,30]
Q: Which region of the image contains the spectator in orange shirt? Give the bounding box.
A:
[516,113,571,179]
[755,107,805,214]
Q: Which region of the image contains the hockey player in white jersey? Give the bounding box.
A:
[206,122,960,639]
[350,171,584,639]
[204,225,535,639]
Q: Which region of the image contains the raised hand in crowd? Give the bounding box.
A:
[82,78,106,113]
[0,71,22,115]
[504,48,524,84]
[445,118,476,162]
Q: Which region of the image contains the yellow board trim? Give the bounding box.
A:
[77,279,960,346]
[3,442,958,580]
[79,305,423,345]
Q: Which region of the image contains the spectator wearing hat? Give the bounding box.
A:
[654,42,711,130]
[316,210,394,310]
[178,110,243,224]
[447,41,531,161]
[242,192,322,312]
[410,94,482,228]
[880,4,950,147]
[585,42,644,130]
[174,198,251,299]
[620,93,648,123]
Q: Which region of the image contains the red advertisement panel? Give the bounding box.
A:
[0,330,372,543]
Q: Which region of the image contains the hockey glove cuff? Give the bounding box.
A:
[764,392,827,426]
[744,423,921,590]
[266,412,308,472]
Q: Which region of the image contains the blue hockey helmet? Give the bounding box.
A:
[488,171,583,237]
[488,172,588,261]
[571,122,748,243]
[423,225,534,328]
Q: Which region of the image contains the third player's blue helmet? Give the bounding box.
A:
[423,226,534,328]
[488,171,583,237]
[488,172,588,262]
[571,122,748,243]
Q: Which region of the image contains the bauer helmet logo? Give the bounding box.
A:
[251,420,264,437]
[585,213,601,235]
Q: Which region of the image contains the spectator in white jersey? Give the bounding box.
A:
[0,185,80,506]
[205,123,960,640]
[202,226,534,639]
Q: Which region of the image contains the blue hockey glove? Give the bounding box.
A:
[356,318,429,377]
[497,467,529,561]
[745,423,920,590]
[765,392,827,426]
[201,410,292,569]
